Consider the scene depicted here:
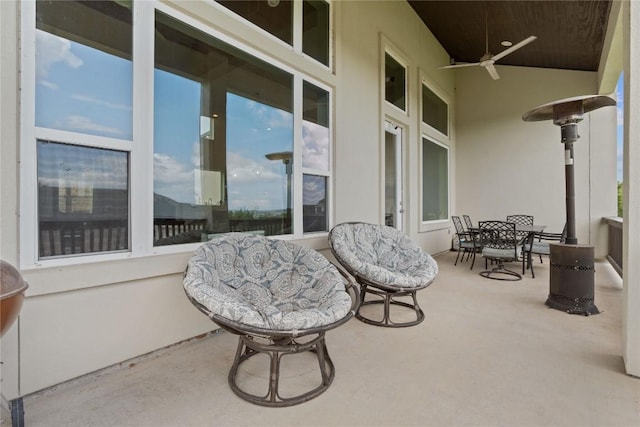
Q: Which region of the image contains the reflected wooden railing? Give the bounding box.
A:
[39,217,292,257]
[604,216,623,277]
[39,219,128,258]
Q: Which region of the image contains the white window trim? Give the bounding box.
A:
[381,35,410,118]
[419,70,452,142]
[418,69,452,232]
[19,0,334,270]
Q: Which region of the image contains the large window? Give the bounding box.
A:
[34,0,132,258]
[24,0,333,263]
[421,138,449,222]
[154,11,294,244]
[420,77,451,224]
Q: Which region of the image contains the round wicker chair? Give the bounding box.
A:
[328,222,438,327]
[183,233,358,407]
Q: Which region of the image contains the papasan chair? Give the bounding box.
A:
[329,222,438,327]
[183,233,359,407]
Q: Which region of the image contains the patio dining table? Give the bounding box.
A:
[468,223,546,273]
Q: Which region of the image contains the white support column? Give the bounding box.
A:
[622,0,640,378]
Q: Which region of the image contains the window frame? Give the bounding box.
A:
[383,48,409,115]
[20,0,334,269]
[419,71,452,231]
[212,0,333,71]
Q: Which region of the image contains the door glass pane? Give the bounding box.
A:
[385,131,397,227]
[385,53,406,111]
[422,84,448,136]
[302,81,329,171]
[303,175,327,233]
[217,0,293,45]
[303,0,330,66]
[37,141,129,258]
[422,138,449,221]
[35,0,133,140]
[153,11,294,245]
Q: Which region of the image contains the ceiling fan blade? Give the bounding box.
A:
[484,63,500,80]
[491,35,537,62]
[438,62,480,69]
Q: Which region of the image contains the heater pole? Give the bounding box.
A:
[561,123,579,245]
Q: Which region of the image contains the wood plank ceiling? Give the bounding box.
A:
[408,0,612,72]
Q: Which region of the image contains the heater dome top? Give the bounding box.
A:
[522,94,616,123]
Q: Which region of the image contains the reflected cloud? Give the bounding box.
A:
[71,94,132,112]
[36,30,83,80]
[302,121,329,171]
[153,152,195,203]
[37,143,127,190]
[65,115,122,136]
[227,151,281,183]
[303,175,325,205]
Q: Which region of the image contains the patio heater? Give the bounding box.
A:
[522,94,616,315]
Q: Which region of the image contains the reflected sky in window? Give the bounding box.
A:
[35,30,133,140]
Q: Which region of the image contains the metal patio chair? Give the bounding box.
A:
[183,233,358,407]
[463,214,474,231]
[523,224,567,278]
[479,220,522,281]
[452,216,479,269]
[328,222,438,327]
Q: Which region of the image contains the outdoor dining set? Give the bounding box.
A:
[451,214,566,281]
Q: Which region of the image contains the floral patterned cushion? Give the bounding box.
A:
[184,233,352,331]
[329,223,438,289]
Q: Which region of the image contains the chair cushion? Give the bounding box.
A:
[482,246,522,260]
[524,241,550,255]
[183,233,352,331]
[329,223,438,289]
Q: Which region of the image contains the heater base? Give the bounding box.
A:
[547,243,599,316]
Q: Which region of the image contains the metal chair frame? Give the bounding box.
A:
[479,220,522,281]
[452,216,479,269]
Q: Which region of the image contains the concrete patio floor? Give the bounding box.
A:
[9,251,640,427]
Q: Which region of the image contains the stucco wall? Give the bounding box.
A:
[455,65,618,257]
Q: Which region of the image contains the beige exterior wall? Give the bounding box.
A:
[0,0,627,398]
[455,65,618,258]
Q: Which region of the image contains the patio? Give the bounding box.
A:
[12,251,639,427]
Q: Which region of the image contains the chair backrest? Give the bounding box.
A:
[463,215,473,230]
[184,232,352,331]
[451,216,465,235]
[506,215,533,226]
[328,222,438,288]
[479,220,518,255]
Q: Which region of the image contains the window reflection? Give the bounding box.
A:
[422,138,449,221]
[302,81,330,171]
[303,175,327,233]
[385,53,406,111]
[303,0,330,66]
[153,11,294,246]
[422,85,449,136]
[35,0,133,140]
[37,141,129,257]
[217,0,293,45]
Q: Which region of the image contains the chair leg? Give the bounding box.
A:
[480,260,522,281]
[355,285,425,327]
[228,333,335,407]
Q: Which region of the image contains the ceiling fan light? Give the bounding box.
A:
[501,40,513,47]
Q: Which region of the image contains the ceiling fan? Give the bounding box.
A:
[438,13,537,80]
